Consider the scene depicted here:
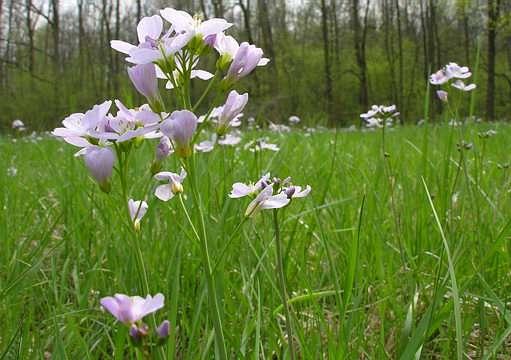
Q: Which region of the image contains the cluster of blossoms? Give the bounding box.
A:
[52,8,269,193]
[429,62,476,102]
[360,105,399,128]
[11,119,26,132]
[230,174,310,217]
[50,8,311,353]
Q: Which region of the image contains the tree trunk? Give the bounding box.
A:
[136,0,141,24]
[238,0,254,43]
[26,0,35,73]
[486,0,500,121]
[352,0,369,113]
[321,0,334,125]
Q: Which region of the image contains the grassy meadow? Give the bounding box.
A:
[1,123,511,359]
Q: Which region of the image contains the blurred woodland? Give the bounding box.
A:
[0,0,510,129]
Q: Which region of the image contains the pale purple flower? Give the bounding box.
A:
[215,90,248,134]
[100,293,165,325]
[229,173,271,198]
[128,63,160,101]
[214,33,269,67]
[156,320,170,338]
[154,168,187,201]
[360,105,398,128]
[269,123,291,133]
[156,136,173,161]
[160,110,198,157]
[160,8,232,47]
[128,199,148,230]
[451,80,476,92]
[52,100,112,148]
[76,146,115,190]
[437,90,448,102]
[445,63,471,79]
[244,138,280,152]
[244,185,290,217]
[97,100,160,143]
[111,15,186,64]
[429,69,450,85]
[226,42,267,81]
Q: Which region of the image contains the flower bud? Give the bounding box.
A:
[82,146,115,193]
[160,110,198,158]
[156,320,170,339]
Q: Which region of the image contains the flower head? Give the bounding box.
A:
[156,320,170,339]
[436,90,448,102]
[160,110,198,157]
[160,8,232,49]
[244,184,290,217]
[154,168,187,201]
[155,136,173,161]
[100,293,165,325]
[226,42,266,81]
[451,80,476,92]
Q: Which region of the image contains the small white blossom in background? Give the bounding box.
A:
[288,115,301,125]
[12,119,26,131]
[244,138,280,152]
[360,105,399,128]
[7,166,18,177]
[269,122,291,133]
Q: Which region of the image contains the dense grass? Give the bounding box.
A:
[1,123,511,359]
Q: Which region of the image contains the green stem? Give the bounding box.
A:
[272,209,296,360]
[180,158,228,359]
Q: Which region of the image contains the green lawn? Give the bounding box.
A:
[1,123,510,359]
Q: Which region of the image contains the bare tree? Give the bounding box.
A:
[351,0,370,112]
[321,0,334,125]
[487,0,501,121]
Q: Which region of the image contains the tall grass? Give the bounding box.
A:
[1,122,511,358]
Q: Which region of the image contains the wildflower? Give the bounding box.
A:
[429,69,450,85]
[360,105,398,128]
[451,80,476,92]
[111,15,186,64]
[128,199,148,231]
[229,173,271,198]
[215,90,248,135]
[154,168,187,201]
[12,119,26,131]
[76,146,115,192]
[244,138,280,152]
[155,136,173,161]
[52,100,112,148]
[244,185,290,217]
[226,42,268,81]
[269,123,291,133]
[160,8,232,48]
[436,90,448,102]
[445,63,471,79]
[288,115,301,125]
[7,166,17,177]
[100,293,164,325]
[129,323,149,342]
[160,110,198,157]
[214,33,269,75]
[127,63,163,111]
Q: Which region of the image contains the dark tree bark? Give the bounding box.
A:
[486,0,500,121]
[136,0,141,24]
[321,0,334,125]
[238,0,254,43]
[352,0,370,112]
[26,0,35,73]
[212,0,224,17]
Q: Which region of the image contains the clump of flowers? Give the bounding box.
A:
[360,105,399,128]
[429,62,476,102]
[51,7,310,358]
